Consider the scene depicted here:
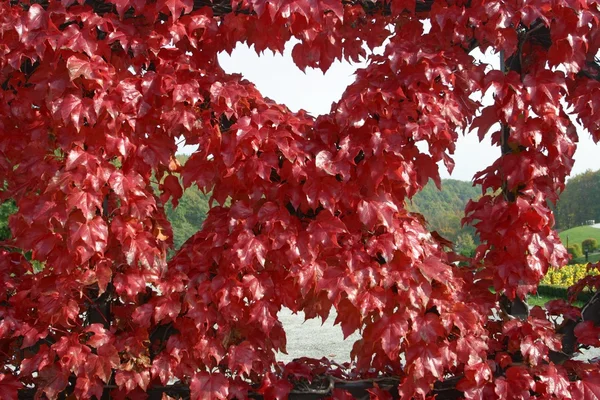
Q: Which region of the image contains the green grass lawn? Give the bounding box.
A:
[571,252,600,264]
[528,294,585,308]
[558,225,600,248]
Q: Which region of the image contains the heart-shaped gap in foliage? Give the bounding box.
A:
[2,1,598,399]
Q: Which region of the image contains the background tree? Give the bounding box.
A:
[1,1,600,399]
[582,238,598,252]
[409,179,480,243]
[455,233,477,258]
[0,200,16,241]
[568,243,584,259]
[555,169,600,228]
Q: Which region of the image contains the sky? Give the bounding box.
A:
[211,41,599,182]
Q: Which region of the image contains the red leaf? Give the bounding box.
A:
[575,321,600,346]
[0,373,22,400]
[571,371,600,400]
[306,211,347,249]
[115,369,151,393]
[38,365,69,399]
[190,372,229,400]
[367,384,393,400]
[378,313,409,359]
[545,299,581,320]
[257,372,293,400]
[66,191,102,220]
[160,175,183,207]
[418,257,453,284]
[68,215,108,261]
[233,231,266,267]
[153,294,182,323]
[228,342,256,376]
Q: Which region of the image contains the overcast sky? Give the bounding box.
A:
[213,42,599,182]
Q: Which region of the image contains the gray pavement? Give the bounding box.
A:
[277,308,600,364]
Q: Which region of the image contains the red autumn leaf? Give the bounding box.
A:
[38,365,70,400]
[367,384,394,400]
[257,372,293,400]
[536,364,571,399]
[115,369,151,393]
[418,256,453,284]
[158,0,193,19]
[190,372,229,400]
[227,342,256,376]
[153,294,182,323]
[67,215,108,260]
[66,190,102,220]
[0,373,22,400]
[545,299,581,320]
[571,371,600,400]
[306,211,347,249]
[233,231,267,267]
[574,321,600,347]
[377,313,409,359]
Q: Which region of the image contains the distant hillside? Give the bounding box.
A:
[555,169,600,229]
[409,179,481,243]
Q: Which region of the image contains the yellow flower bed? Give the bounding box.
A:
[542,264,599,287]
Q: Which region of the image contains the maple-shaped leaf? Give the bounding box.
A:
[248,301,279,334]
[95,260,112,295]
[115,369,151,393]
[233,230,267,267]
[545,299,581,320]
[333,298,362,339]
[0,373,21,400]
[520,335,548,366]
[367,384,394,400]
[357,197,398,228]
[151,354,176,386]
[84,324,112,348]
[109,0,147,17]
[158,0,193,19]
[257,372,293,400]
[494,367,535,399]
[59,24,97,57]
[73,375,104,400]
[67,214,108,262]
[66,190,102,220]
[456,362,492,391]
[190,372,229,400]
[574,321,600,347]
[535,364,571,399]
[51,94,96,131]
[306,211,347,249]
[66,54,113,89]
[132,303,154,328]
[571,371,600,400]
[153,294,182,323]
[38,365,70,400]
[418,257,453,284]
[228,342,256,376]
[405,342,444,379]
[377,313,409,359]
[410,313,445,344]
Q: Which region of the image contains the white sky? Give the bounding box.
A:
[209,41,599,182]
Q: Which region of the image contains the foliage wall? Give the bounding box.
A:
[1,0,600,399]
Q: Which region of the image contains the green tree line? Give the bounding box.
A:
[555,169,600,229]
